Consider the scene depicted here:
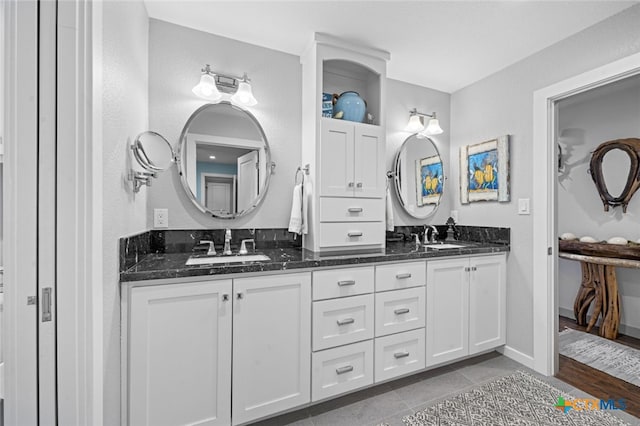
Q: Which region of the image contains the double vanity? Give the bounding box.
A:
[119,227,509,426]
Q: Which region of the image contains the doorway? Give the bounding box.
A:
[532,52,640,376]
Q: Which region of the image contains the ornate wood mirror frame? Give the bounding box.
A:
[589,138,640,213]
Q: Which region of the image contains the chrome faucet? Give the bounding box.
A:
[424,225,439,244]
[198,240,216,256]
[223,228,233,255]
[238,239,255,255]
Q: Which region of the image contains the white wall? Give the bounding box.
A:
[386,79,451,226]
[147,19,302,229]
[557,74,640,336]
[100,1,149,424]
[450,4,640,358]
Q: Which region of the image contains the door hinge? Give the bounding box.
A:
[548,247,552,255]
[42,287,52,322]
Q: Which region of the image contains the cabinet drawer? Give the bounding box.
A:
[374,329,425,383]
[375,261,426,292]
[319,197,384,222]
[375,287,425,337]
[312,340,374,402]
[313,294,374,351]
[313,266,374,301]
[318,222,384,248]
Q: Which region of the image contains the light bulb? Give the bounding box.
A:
[405,114,424,133]
[192,73,221,101]
[231,80,258,106]
[424,118,443,135]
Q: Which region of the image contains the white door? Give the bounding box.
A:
[128,280,233,426]
[237,150,258,213]
[426,258,469,366]
[354,126,384,198]
[232,273,311,425]
[207,181,232,213]
[469,254,507,354]
[320,119,354,197]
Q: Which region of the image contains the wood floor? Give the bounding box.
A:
[557,316,640,419]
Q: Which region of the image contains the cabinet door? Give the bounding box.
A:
[320,119,354,197]
[426,258,469,367]
[354,125,384,198]
[469,254,507,354]
[232,273,311,425]
[128,280,232,426]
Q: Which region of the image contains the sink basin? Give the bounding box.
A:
[422,243,467,250]
[186,254,271,266]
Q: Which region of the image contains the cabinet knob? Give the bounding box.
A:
[348,182,355,188]
[222,294,229,302]
[356,182,363,188]
[472,266,477,271]
[236,292,244,300]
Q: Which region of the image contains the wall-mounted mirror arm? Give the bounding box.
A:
[128,131,175,193]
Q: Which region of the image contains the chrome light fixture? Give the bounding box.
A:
[192,64,258,106]
[405,108,444,136]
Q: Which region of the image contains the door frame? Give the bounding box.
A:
[532,51,640,375]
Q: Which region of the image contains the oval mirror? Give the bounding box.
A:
[177,101,272,219]
[131,131,174,171]
[392,134,444,219]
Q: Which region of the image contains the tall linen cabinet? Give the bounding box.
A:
[301,34,390,253]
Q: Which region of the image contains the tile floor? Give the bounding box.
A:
[252,351,640,426]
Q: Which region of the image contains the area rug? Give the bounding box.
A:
[393,370,630,426]
[559,327,640,387]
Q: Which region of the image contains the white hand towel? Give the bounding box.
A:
[301,175,309,235]
[288,183,303,234]
[385,186,394,232]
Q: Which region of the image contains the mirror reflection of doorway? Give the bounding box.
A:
[204,175,236,215]
[237,150,259,213]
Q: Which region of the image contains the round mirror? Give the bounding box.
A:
[392,134,444,219]
[131,131,174,171]
[177,101,272,219]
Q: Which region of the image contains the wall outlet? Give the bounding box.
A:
[154,208,169,228]
[518,198,531,215]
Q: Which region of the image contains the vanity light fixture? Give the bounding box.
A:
[192,64,258,106]
[406,108,444,136]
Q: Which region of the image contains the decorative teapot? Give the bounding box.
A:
[333,91,366,123]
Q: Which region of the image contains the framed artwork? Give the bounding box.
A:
[416,155,443,206]
[460,135,510,204]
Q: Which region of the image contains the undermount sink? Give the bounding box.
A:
[186,254,271,266]
[422,243,467,250]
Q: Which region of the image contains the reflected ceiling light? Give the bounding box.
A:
[192,65,258,107]
[209,155,216,160]
[406,108,444,136]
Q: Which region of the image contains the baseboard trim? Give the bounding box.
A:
[559,308,640,339]
[497,345,534,369]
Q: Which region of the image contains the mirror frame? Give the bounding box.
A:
[392,134,444,219]
[176,101,273,219]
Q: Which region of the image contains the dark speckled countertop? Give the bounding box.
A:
[120,240,509,283]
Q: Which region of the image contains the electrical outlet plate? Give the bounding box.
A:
[154,208,169,228]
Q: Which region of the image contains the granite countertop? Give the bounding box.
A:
[120,240,509,283]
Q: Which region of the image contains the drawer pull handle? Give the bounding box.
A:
[394,308,410,315]
[348,207,363,213]
[396,273,412,279]
[394,351,410,359]
[337,318,355,326]
[336,365,354,375]
[338,280,356,287]
[348,232,363,237]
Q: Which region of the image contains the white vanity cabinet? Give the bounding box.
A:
[301,34,389,253]
[425,254,506,367]
[124,272,311,426]
[319,119,385,199]
[127,280,233,426]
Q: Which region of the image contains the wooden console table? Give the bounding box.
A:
[559,251,640,340]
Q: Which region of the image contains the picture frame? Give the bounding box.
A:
[460,135,510,204]
[415,155,443,206]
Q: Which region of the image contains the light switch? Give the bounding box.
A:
[154,208,169,228]
[518,198,530,215]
